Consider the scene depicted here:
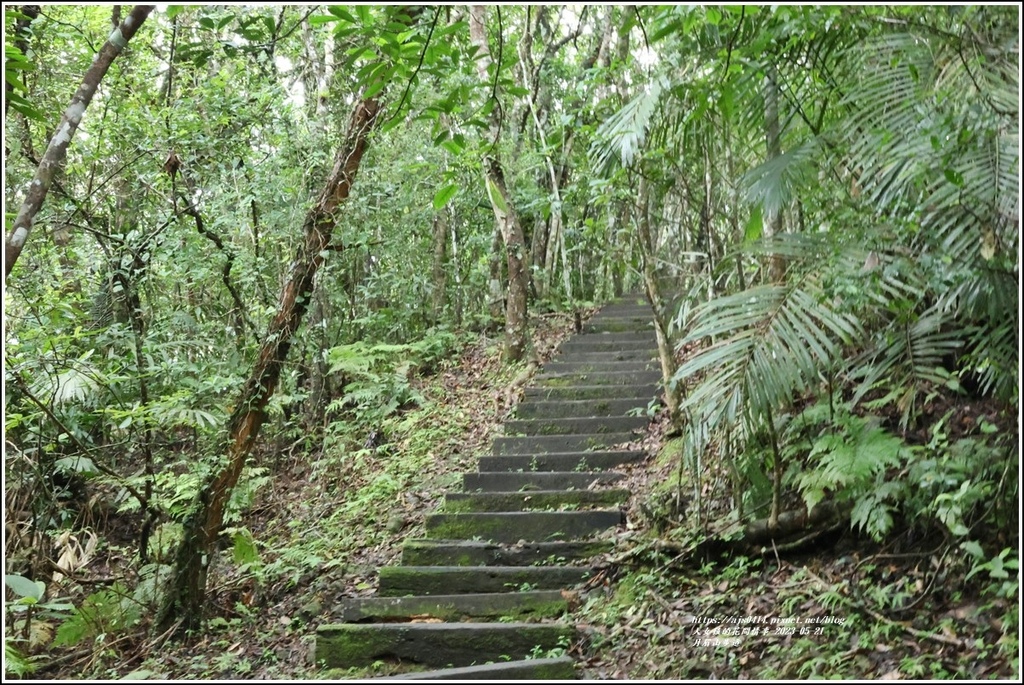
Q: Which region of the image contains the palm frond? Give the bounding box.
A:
[850,306,968,428]
[740,137,820,219]
[589,76,668,175]
[674,258,862,441]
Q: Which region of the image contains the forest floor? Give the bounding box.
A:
[35,310,1019,681]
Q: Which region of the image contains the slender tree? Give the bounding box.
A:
[469,5,530,361]
[4,5,155,280]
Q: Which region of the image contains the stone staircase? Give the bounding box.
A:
[315,295,660,679]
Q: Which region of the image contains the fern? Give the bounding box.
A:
[795,412,906,512]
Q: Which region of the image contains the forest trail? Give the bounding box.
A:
[315,295,661,679]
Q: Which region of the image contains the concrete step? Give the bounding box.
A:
[374,655,577,679]
[514,398,655,419]
[315,622,573,668]
[442,488,630,512]
[587,305,651,318]
[334,590,569,622]
[555,345,659,358]
[557,331,651,348]
[425,510,622,543]
[551,349,658,363]
[522,384,659,401]
[541,360,658,374]
[492,433,637,454]
[377,565,594,596]
[478,451,646,472]
[504,416,649,437]
[599,296,649,309]
[402,539,612,566]
[535,370,662,387]
[583,318,655,334]
[373,657,576,680]
[463,470,624,491]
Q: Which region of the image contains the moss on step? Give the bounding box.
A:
[440,489,629,513]
[315,623,574,668]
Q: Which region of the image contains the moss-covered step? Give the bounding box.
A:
[559,330,655,344]
[522,384,659,402]
[377,565,594,596]
[335,590,568,622]
[557,339,659,354]
[478,451,646,473]
[586,307,651,319]
[315,622,574,668]
[535,370,662,387]
[463,470,624,491]
[373,656,576,680]
[504,416,649,437]
[557,346,657,359]
[424,510,622,543]
[583,319,654,334]
[541,359,658,373]
[492,433,636,454]
[443,488,630,512]
[585,298,647,309]
[557,336,657,348]
[401,539,612,566]
[514,397,656,419]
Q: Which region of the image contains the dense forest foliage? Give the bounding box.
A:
[3,4,1019,679]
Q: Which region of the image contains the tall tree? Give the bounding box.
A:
[469,5,530,361]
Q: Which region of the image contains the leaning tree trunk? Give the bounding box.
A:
[469,5,530,361]
[5,5,154,280]
[158,95,383,633]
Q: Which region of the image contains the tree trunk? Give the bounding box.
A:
[763,63,787,285]
[636,177,680,421]
[484,160,530,361]
[469,5,529,361]
[762,64,787,529]
[5,4,155,280]
[430,209,448,322]
[158,95,383,633]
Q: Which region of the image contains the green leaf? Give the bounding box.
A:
[230,528,260,566]
[960,540,985,560]
[5,574,43,601]
[485,177,508,214]
[122,670,159,680]
[54,456,99,477]
[441,139,464,155]
[744,205,763,242]
[363,77,388,100]
[432,183,458,210]
[327,6,356,23]
[308,14,340,26]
